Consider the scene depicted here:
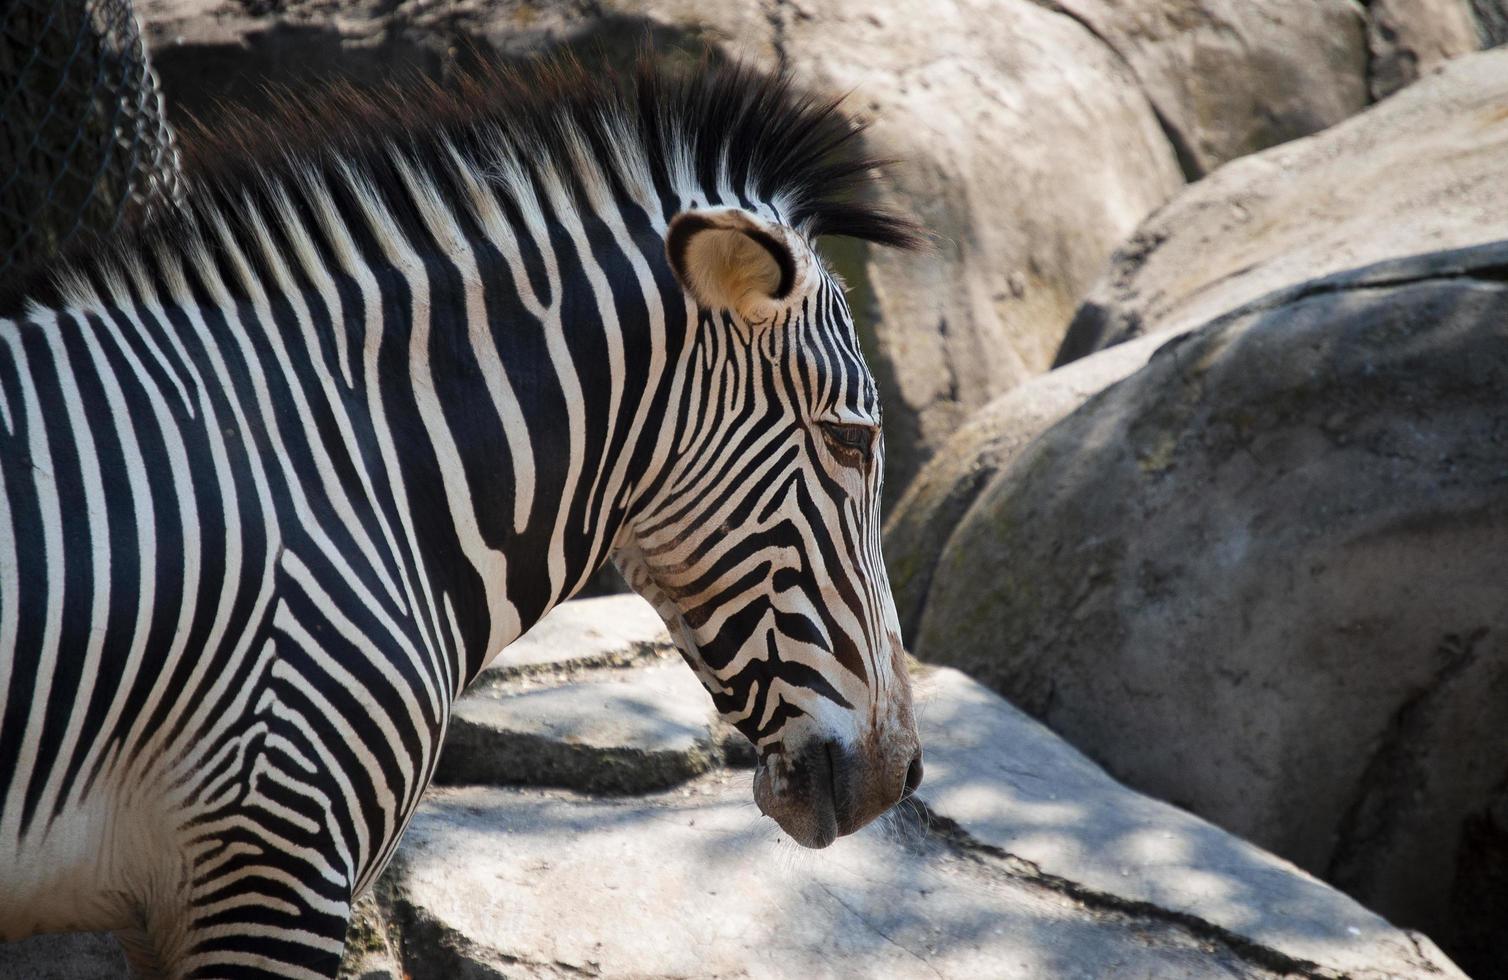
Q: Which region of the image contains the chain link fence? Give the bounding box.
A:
[0,0,183,286]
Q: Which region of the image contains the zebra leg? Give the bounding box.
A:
[174,869,351,980]
[162,675,363,978]
[102,804,354,980]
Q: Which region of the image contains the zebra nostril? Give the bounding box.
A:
[903,753,924,797]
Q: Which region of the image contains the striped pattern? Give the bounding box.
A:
[0,58,921,978]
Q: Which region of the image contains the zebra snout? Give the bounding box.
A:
[752,735,918,849]
[904,752,924,798]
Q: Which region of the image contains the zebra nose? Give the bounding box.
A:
[903,753,924,797]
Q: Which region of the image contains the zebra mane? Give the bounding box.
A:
[23,53,923,315]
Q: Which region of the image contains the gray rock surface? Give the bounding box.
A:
[885,330,1172,641]
[374,660,1461,980]
[5,594,1468,978]
[913,667,1463,979]
[471,594,676,683]
[1054,48,1508,368]
[338,892,402,980]
[0,932,127,979]
[905,241,1508,977]
[1366,0,1484,99]
[1043,0,1369,179]
[436,662,725,793]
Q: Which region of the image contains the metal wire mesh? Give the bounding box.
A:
[0,0,183,280]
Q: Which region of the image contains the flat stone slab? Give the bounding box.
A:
[372,661,1462,980]
[473,594,675,683]
[384,779,1295,980]
[912,666,1465,979]
[435,662,728,793]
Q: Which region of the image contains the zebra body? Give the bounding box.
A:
[0,60,923,978]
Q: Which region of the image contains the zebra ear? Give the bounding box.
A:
[666,209,798,316]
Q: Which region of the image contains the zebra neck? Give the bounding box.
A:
[377,191,692,689]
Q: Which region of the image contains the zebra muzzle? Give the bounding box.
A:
[754,737,880,849]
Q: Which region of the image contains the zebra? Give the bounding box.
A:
[0,56,925,978]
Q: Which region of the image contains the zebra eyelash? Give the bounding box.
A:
[818,420,875,463]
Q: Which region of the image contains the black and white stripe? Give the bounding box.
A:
[0,57,923,978]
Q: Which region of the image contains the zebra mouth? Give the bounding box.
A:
[752,740,848,849]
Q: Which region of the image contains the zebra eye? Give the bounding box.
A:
[820,421,874,461]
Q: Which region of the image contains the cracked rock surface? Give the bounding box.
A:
[895,238,1508,976]
[357,650,1462,980]
[7,596,1466,977]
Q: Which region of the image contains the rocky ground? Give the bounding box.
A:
[2,596,1466,979]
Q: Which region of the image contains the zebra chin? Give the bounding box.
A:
[752,729,923,849]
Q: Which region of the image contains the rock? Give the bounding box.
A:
[1469,0,1508,44]
[885,331,1172,641]
[370,665,1462,980]
[0,933,127,979]
[1044,0,1369,179]
[908,240,1508,971]
[134,0,1186,501]
[338,891,402,980]
[1449,777,1508,979]
[1054,48,1508,367]
[435,663,725,793]
[439,594,754,790]
[1366,0,1484,99]
[913,667,1464,979]
[471,594,675,684]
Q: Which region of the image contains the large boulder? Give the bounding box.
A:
[885,329,1174,639]
[1055,47,1508,367]
[899,240,1508,976]
[373,666,1461,980]
[1044,0,1369,179]
[4,595,1467,978]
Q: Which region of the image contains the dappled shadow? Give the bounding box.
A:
[361,658,1437,978]
[380,772,1273,979]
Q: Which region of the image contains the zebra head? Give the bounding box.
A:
[617,205,921,848]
